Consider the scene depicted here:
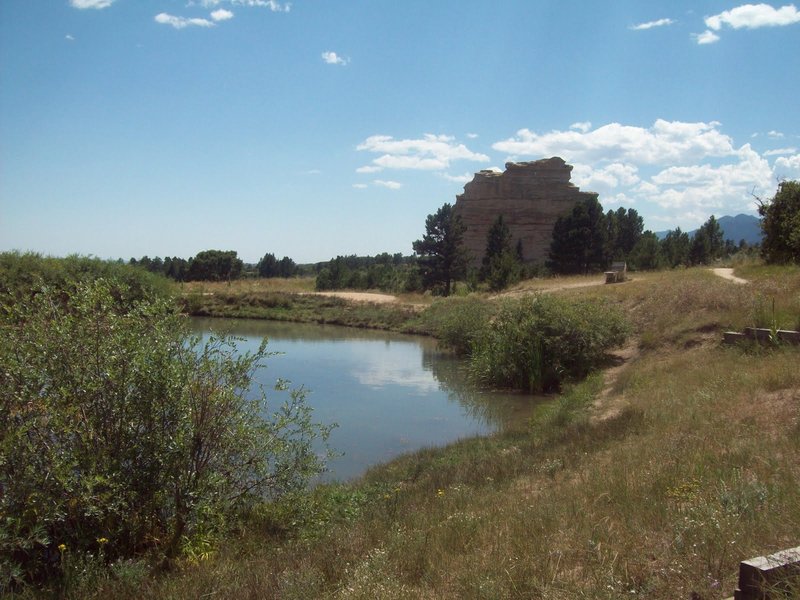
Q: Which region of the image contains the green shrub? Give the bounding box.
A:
[0,252,173,303]
[0,279,331,591]
[469,294,629,392]
[424,296,493,356]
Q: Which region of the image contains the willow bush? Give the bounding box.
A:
[0,279,331,591]
[468,294,630,392]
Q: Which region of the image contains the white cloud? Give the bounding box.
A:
[571,162,640,192]
[768,130,785,138]
[467,133,479,139]
[492,120,781,226]
[569,121,592,133]
[322,51,349,66]
[65,34,75,41]
[643,145,773,211]
[764,147,797,156]
[155,13,215,29]
[493,119,737,166]
[352,183,368,189]
[356,165,382,174]
[197,0,290,12]
[374,180,403,190]
[705,3,800,30]
[694,29,721,44]
[70,0,115,8]
[630,17,675,30]
[775,154,800,177]
[357,134,489,173]
[440,172,474,184]
[211,9,234,21]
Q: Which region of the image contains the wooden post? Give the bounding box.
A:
[731,546,800,600]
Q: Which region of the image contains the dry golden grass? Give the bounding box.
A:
[180,276,317,294]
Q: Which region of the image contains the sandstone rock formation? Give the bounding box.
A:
[453,157,598,267]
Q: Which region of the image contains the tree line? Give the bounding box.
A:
[129,250,299,282]
[410,190,777,296]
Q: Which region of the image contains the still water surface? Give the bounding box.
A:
[191,318,539,482]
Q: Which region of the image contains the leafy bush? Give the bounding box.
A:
[469,294,629,392]
[0,252,173,303]
[0,279,331,590]
[424,296,494,356]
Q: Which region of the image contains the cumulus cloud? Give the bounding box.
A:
[570,121,592,133]
[65,34,76,41]
[374,180,403,190]
[155,13,215,28]
[705,3,800,30]
[467,133,479,139]
[356,165,382,174]
[211,9,234,21]
[70,0,116,8]
[493,120,738,166]
[492,120,779,224]
[322,51,349,66]
[571,162,640,193]
[196,0,290,12]
[768,130,785,138]
[775,154,800,177]
[357,134,489,173]
[630,17,675,30]
[440,173,474,184]
[764,147,797,156]
[694,29,721,44]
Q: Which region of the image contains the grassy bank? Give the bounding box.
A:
[178,278,432,333]
[71,266,800,599]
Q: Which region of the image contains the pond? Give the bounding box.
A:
[191,318,541,482]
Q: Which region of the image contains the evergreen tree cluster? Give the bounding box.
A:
[758,180,800,264]
[547,197,746,274]
[256,253,298,278]
[314,253,419,292]
[130,250,299,282]
[479,215,524,291]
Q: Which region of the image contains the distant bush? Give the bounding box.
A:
[0,252,172,303]
[469,295,629,393]
[0,279,331,591]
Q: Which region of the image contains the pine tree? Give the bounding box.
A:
[548,196,608,274]
[412,203,470,296]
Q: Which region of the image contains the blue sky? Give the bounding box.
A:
[1,1,799,264]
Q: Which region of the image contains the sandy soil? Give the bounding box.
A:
[711,267,749,285]
[310,291,399,304]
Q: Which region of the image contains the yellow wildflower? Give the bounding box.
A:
[97,537,109,545]
[58,543,67,552]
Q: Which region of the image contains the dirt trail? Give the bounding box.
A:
[590,342,640,424]
[494,275,609,299]
[711,267,748,284]
[310,291,399,304]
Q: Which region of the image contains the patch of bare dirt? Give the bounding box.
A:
[712,267,749,285]
[309,291,399,304]
[493,275,611,299]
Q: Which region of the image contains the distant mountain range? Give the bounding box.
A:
[655,214,762,245]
